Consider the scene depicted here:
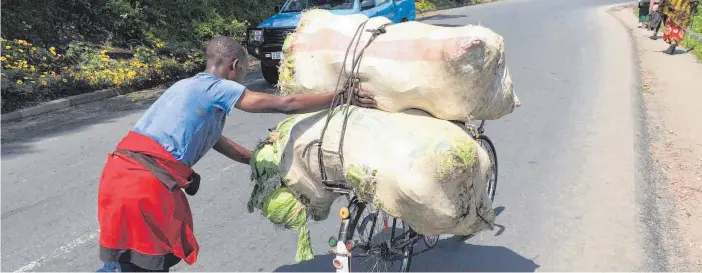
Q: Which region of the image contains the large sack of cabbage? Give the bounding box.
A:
[278,9,518,121]
[248,107,497,262]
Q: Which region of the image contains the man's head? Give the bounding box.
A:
[205,36,248,83]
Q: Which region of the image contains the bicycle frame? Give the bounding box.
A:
[330,120,489,273]
[331,190,360,273]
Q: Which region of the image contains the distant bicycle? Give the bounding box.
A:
[325,120,498,272]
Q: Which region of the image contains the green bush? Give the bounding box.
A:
[1,0,286,113]
[0,0,285,49]
[1,38,205,113]
[193,10,249,42]
[414,0,486,13]
[416,0,438,12]
[682,3,702,61]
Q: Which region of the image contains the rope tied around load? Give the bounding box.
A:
[305,19,392,186]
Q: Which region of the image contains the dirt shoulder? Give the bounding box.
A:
[612,6,702,268]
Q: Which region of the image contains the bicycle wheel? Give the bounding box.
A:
[340,202,414,272]
[476,135,498,201]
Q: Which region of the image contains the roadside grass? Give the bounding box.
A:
[681,4,702,61]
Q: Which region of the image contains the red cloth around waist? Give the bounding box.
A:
[97,131,199,265]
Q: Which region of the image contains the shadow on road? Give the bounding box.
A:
[276,206,536,272]
[275,238,539,272]
[419,13,467,21]
[431,23,463,27]
[655,47,695,55]
[0,65,273,158]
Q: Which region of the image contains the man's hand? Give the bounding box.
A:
[213,136,253,165]
[350,87,377,109]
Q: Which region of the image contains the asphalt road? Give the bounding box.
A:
[1,0,694,271]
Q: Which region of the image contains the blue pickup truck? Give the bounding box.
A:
[246,0,416,84]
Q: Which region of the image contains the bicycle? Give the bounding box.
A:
[324,120,498,272]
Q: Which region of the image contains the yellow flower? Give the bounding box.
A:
[41,81,47,86]
[16,80,23,84]
[127,71,137,79]
[63,79,68,83]
[32,47,36,51]
[5,45,11,49]
[0,56,5,62]
[42,56,47,60]
[17,49,24,53]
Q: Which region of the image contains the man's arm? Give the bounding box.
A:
[235,88,376,114]
[213,136,253,165]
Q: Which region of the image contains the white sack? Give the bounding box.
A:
[249,107,496,236]
[278,9,519,122]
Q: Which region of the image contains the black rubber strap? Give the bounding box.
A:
[114,150,200,195]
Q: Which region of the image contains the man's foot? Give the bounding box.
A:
[664,44,677,55]
[650,35,659,40]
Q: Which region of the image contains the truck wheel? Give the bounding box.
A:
[261,65,279,85]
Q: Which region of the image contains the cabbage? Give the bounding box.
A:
[262,187,313,262]
[248,117,316,262]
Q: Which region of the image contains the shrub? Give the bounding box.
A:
[0,0,285,113]
[1,38,205,113]
[415,0,483,13]
[416,0,438,12]
[682,3,702,61]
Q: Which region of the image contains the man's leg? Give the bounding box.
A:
[96,262,170,272]
[652,14,668,39]
[97,262,121,272]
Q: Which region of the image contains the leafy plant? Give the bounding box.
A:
[682,2,702,61]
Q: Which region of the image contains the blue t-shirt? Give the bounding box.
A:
[132,73,245,166]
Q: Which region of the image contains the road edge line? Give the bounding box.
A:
[606,2,694,271]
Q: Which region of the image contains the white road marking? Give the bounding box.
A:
[14,228,99,272]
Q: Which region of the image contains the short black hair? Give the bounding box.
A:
[205,36,246,68]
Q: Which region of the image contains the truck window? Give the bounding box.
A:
[360,0,376,9]
[281,0,354,12]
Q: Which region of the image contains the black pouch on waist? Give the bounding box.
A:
[184,172,200,196]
